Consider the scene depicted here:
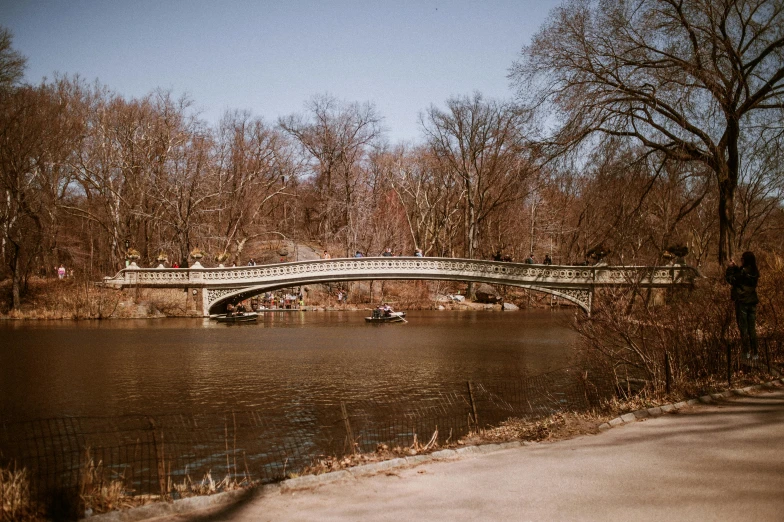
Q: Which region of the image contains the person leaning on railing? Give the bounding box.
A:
[725,251,760,360]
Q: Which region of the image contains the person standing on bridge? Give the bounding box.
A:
[725,251,760,361]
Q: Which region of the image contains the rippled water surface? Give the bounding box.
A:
[0,310,578,421]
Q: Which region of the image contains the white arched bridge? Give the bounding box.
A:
[101,257,697,316]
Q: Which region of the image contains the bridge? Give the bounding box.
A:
[101,257,696,317]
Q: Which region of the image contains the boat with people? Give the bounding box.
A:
[213,312,258,323]
[212,303,258,323]
[365,304,407,323]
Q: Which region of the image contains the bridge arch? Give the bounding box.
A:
[205,279,593,315]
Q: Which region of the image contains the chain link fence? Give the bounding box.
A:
[1,366,611,518]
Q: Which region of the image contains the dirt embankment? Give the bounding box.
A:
[1,277,563,320]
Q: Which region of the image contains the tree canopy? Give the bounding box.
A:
[510,0,784,263]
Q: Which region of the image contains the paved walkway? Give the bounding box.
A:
[150,386,784,522]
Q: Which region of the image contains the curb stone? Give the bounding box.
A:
[280,470,350,490]
[405,454,429,464]
[91,378,783,522]
[474,443,503,453]
[348,458,407,477]
[89,487,256,522]
[429,449,458,459]
[597,378,783,435]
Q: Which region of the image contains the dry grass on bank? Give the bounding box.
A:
[0,465,45,521]
[470,412,603,443]
[0,277,118,319]
[76,437,255,516]
[0,277,205,320]
[574,263,784,402]
[1,447,256,520]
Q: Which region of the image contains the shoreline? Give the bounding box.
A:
[0,299,547,321]
[0,276,562,320]
[85,377,784,522]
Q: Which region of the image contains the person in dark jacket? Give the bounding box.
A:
[725,251,760,360]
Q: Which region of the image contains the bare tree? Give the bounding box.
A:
[68,86,152,269]
[734,131,784,250]
[422,92,533,260]
[280,95,382,255]
[0,27,25,91]
[511,0,784,264]
[383,145,463,256]
[213,110,296,262]
[141,92,218,264]
[0,81,81,307]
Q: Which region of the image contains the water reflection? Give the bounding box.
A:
[0,310,578,422]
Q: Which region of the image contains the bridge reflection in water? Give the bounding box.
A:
[101,257,697,316]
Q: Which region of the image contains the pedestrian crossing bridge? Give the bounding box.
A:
[101,257,697,316]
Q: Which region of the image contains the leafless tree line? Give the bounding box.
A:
[1,1,783,311]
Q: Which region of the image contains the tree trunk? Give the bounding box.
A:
[179,231,190,268]
[465,189,477,300]
[344,170,352,257]
[717,118,741,266]
[11,242,21,310]
[717,178,736,266]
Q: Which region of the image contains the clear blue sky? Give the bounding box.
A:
[1,0,559,143]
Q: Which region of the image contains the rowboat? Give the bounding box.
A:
[365,310,407,323]
[213,312,258,323]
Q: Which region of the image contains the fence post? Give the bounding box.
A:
[664,352,671,395]
[726,342,732,388]
[467,381,479,430]
[764,338,771,375]
[340,402,355,454]
[147,417,166,498]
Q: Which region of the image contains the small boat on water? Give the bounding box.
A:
[213,312,258,323]
[365,310,407,323]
